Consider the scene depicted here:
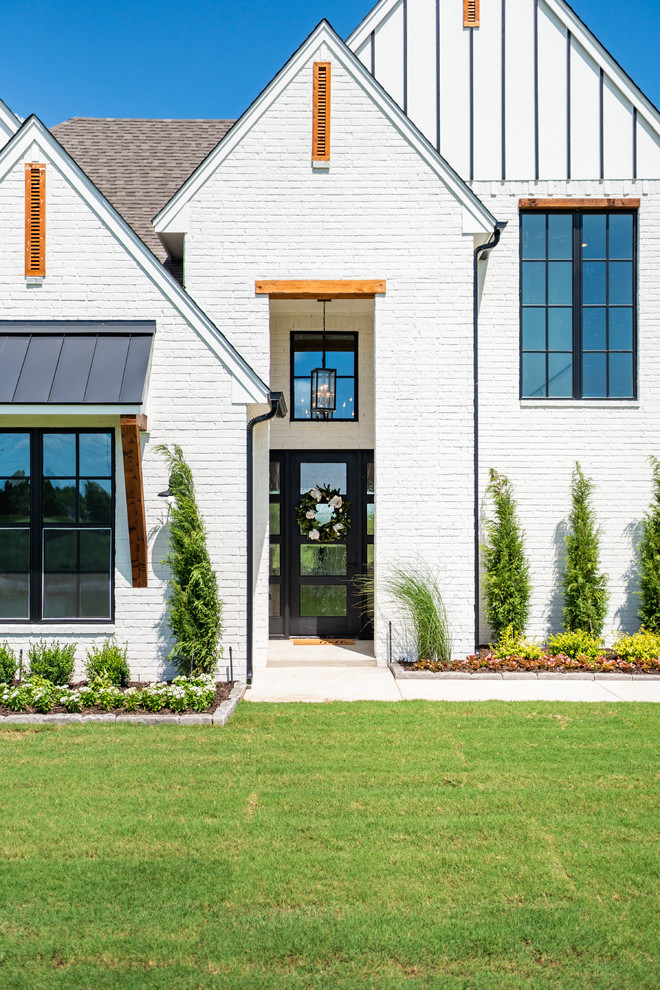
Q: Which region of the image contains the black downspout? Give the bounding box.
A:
[246,391,286,685]
[473,223,506,652]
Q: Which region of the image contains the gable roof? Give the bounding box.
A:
[0,116,269,403]
[51,118,234,262]
[154,20,497,236]
[0,98,21,140]
[347,0,660,137]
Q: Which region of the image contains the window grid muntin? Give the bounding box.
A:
[520,210,637,400]
[0,428,115,623]
[290,331,359,421]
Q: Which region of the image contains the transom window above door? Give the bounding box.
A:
[520,211,636,399]
[291,332,358,420]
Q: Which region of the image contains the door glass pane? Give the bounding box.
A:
[366,504,375,536]
[522,308,545,350]
[521,214,546,259]
[582,353,607,398]
[300,462,347,494]
[79,433,112,476]
[582,215,607,258]
[43,434,76,477]
[300,545,346,576]
[0,477,30,522]
[269,545,280,576]
[300,585,347,617]
[269,584,281,617]
[269,462,280,495]
[269,503,280,535]
[366,462,374,495]
[0,433,30,476]
[79,479,112,524]
[43,479,76,523]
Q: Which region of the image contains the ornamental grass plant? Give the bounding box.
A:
[386,565,452,663]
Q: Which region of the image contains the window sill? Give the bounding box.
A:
[1,622,115,632]
[520,399,640,409]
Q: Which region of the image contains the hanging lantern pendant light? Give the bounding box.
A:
[310,300,337,420]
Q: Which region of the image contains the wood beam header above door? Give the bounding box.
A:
[255,279,386,299]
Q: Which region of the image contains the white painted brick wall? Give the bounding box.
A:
[183,43,479,664]
[472,179,660,646]
[0,144,250,681]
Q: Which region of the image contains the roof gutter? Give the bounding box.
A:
[246,392,287,685]
[473,222,506,651]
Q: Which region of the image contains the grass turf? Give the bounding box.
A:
[0,701,658,989]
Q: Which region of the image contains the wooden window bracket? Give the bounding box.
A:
[120,415,148,588]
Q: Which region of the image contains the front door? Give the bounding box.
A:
[269,450,374,639]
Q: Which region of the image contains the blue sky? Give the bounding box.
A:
[1,0,658,126]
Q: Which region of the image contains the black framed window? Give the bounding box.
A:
[520,211,636,399]
[290,332,358,420]
[0,429,114,622]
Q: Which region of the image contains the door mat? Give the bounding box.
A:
[292,638,355,646]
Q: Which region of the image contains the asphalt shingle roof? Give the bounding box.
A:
[51,118,234,263]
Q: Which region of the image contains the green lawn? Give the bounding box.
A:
[0,702,658,989]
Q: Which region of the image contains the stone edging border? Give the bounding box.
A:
[0,681,247,726]
[390,663,660,682]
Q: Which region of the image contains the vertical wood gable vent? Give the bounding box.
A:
[313,62,331,164]
[464,0,480,28]
[25,163,46,277]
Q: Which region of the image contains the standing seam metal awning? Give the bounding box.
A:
[0,321,154,404]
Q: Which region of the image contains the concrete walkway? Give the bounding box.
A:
[247,654,660,703]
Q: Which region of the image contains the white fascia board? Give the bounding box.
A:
[0,118,270,406]
[0,98,20,136]
[543,0,660,134]
[462,206,493,236]
[346,0,400,51]
[158,202,189,235]
[0,405,142,417]
[155,21,496,237]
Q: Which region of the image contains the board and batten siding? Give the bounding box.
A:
[350,0,660,181]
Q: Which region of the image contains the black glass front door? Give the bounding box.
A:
[269,450,373,638]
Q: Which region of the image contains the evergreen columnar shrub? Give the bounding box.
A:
[0,642,17,684]
[156,445,223,676]
[386,566,452,663]
[482,469,531,639]
[561,463,609,636]
[85,639,131,686]
[547,629,604,661]
[638,455,660,632]
[28,640,75,685]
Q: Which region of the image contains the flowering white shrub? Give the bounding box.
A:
[0,674,218,715]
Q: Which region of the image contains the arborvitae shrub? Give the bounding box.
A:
[561,462,609,636]
[157,445,222,676]
[638,455,660,632]
[482,469,531,639]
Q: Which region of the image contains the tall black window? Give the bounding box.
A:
[290,332,358,421]
[0,429,114,621]
[520,211,636,399]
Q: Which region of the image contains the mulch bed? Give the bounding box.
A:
[0,680,233,717]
